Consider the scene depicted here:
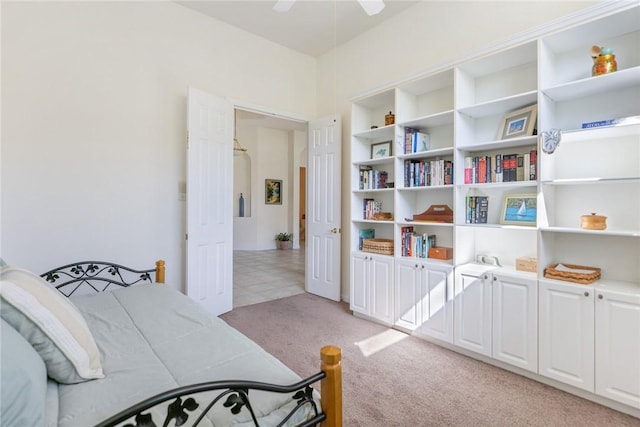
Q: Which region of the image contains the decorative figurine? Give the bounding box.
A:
[591,45,617,76]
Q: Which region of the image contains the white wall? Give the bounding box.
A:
[233,126,302,251]
[314,0,599,299]
[1,1,316,289]
[1,0,600,297]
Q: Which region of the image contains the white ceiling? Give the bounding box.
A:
[176,0,420,57]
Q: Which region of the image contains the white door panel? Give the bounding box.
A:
[187,88,233,316]
[307,116,341,301]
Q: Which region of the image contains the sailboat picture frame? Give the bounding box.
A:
[500,193,537,226]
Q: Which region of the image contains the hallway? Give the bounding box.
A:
[233,248,305,307]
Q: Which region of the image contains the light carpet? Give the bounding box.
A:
[220,293,639,427]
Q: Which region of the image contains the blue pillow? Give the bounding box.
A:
[1,318,47,426]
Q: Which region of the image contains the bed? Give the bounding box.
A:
[0,260,342,427]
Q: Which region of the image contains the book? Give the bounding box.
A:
[412,132,430,152]
[517,155,524,181]
[404,127,418,154]
[464,157,473,184]
[494,153,503,183]
[478,157,487,184]
[529,149,537,180]
[475,196,488,224]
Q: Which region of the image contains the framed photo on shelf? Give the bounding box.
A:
[500,193,537,226]
[498,105,537,140]
[265,179,282,205]
[370,141,392,159]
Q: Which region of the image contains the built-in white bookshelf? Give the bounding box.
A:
[349,2,640,417]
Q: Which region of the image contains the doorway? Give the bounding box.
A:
[232,108,308,307]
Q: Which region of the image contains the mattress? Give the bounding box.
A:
[51,285,318,427]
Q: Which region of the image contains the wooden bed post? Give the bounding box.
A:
[155,260,166,284]
[320,345,342,427]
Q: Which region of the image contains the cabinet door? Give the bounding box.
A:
[539,281,594,391]
[350,253,369,316]
[492,274,537,372]
[454,271,492,356]
[595,289,640,408]
[419,266,453,343]
[395,260,421,330]
[370,255,394,324]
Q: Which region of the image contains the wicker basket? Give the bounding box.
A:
[362,238,394,256]
[544,263,601,284]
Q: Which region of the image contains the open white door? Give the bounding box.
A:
[186,88,233,315]
[307,115,342,301]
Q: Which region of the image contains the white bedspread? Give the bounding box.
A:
[51,285,318,427]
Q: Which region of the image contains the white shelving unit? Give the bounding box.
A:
[349,2,640,416]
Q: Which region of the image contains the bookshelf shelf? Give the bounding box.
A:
[540,226,640,238]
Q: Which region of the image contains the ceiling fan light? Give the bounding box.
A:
[358,0,385,16]
[273,0,296,13]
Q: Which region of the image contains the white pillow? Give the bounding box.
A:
[0,265,104,383]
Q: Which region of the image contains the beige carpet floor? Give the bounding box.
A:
[220,292,639,427]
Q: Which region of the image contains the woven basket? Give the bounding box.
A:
[362,238,394,256]
[544,263,601,285]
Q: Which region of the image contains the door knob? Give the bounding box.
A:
[330,227,340,234]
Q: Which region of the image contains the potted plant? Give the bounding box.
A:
[275,232,293,249]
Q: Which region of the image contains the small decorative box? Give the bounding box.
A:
[516,257,537,272]
[428,247,453,260]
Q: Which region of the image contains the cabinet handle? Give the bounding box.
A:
[483,275,489,280]
[421,265,425,269]
[415,264,419,268]
[598,294,603,300]
[584,291,589,297]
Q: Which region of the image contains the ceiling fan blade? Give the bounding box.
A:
[357,0,385,16]
[273,0,296,13]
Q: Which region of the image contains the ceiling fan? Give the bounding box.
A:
[273,0,385,16]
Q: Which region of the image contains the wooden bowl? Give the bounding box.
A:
[580,213,607,230]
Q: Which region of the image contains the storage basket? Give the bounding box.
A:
[362,238,394,256]
[544,263,601,284]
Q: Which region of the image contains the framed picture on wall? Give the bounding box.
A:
[498,105,537,140]
[265,179,282,205]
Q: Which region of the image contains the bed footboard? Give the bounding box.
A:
[95,346,342,427]
[40,259,165,296]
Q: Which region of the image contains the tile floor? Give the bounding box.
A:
[233,248,305,308]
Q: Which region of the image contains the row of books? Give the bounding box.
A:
[404,159,453,187]
[359,166,389,190]
[363,198,382,220]
[400,226,436,258]
[463,150,537,184]
[403,127,431,154]
[465,196,488,224]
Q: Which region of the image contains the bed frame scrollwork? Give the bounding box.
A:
[40,260,165,296]
[94,367,336,427]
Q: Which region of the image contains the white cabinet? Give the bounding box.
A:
[454,264,493,356]
[395,259,453,342]
[492,271,538,371]
[539,280,595,391]
[455,264,537,372]
[595,287,640,408]
[350,252,394,325]
[540,280,640,407]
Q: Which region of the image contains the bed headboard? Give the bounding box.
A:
[40,260,165,297]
